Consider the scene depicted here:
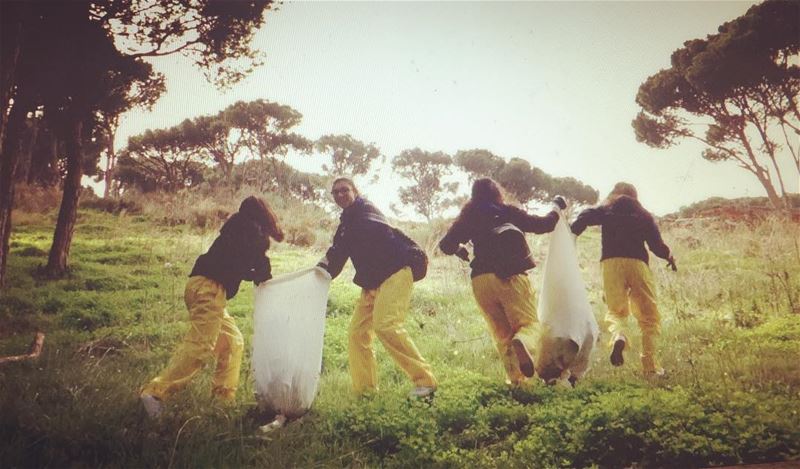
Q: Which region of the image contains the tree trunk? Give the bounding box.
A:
[0,4,25,287]
[752,168,783,210]
[0,2,24,147]
[45,117,83,278]
[0,92,30,287]
[103,129,116,198]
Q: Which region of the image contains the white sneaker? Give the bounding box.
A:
[259,414,287,433]
[140,394,163,418]
[409,386,436,398]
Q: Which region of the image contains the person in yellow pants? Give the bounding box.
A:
[439,178,565,385]
[318,178,437,398]
[140,196,285,418]
[571,182,676,376]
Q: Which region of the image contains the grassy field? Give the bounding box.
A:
[1,205,798,468]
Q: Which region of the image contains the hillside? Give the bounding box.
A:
[663,194,800,224]
[0,198,798,467]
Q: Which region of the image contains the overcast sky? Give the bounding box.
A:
[115,0,797,216]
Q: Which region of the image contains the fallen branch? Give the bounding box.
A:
[0,332,45,364]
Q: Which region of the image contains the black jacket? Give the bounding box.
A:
[323,197,408,290]
[439,202,559,278]
[190,212,271,299]
[570,195,671,264]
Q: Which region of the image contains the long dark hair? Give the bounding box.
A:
[453,178,505,225]
[239,196,285,242]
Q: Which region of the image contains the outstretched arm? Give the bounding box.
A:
[570,207,603,236]
[319,224,350,279]
[508,206,559,234]
[439,219,470,257]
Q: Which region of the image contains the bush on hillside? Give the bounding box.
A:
[12,184,62,213]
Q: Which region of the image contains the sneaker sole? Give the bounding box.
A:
[511,338,535,378]
[610,339,625,367]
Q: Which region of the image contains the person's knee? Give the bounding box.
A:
[348,329,372,349]
[636,311,661,333]
[374,325,399,342]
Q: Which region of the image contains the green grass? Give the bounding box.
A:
[1,208,799,468]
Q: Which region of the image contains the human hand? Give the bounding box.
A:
[553,195,567,210]
[666,256,677,272]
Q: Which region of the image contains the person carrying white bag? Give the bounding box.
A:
[571,182,676,377]
[439,178,564,386]
[536,205,599,386]
[252,266,331,430]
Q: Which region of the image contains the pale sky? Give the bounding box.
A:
[115,0,798,216]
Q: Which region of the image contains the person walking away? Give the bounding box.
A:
[439,178,566,385]
[140,196,285,417]
[317,178,437,398]
[570,182,676,376]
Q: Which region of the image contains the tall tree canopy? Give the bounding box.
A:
[116,128,207,193]
[454,148,505,182]
[392,148,458,221]
[632,0,799,209]
[0,1,274,283]
[315,134,382,177]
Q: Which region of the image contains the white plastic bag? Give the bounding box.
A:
[536,210,599,383]
[252,267,330,418]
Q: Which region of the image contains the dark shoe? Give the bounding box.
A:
[568,375,578,388]
[511,338,535,378]
[610,337,626,367]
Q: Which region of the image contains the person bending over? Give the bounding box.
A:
[318,177,437,398]
[140,196,284,417]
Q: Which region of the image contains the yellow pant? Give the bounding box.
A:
[471,273,540,384]
[348,267,437,394]
[602,258,661,372]
[142,276,244,401]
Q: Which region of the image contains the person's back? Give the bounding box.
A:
[191,211,271,299]
[440,201,557,278]
[325,196,408,289]
[572,195,670,264]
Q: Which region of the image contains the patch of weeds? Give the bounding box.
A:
[41,296,66,315]
[60,295,115,331]
[0,292,37,315]
[16,245,47,257]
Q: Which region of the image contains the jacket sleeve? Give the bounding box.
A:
[571,207,603,236]
[508,206,559,234]
[323,223,350,279]
[439,219,470,255]
[645,216,671,260]
[248,254,271,283]
[240,226,271,283]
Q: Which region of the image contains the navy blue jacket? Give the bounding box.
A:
[570,195,671,264]
[190,212,271,299]
[439,202,558,278]
[323,197,408,290]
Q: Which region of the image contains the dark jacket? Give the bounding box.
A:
[323,197,408,290]
[439,202,559,278]
[190,212,271,299]
[570,195,671,264]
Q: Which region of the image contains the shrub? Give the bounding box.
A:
[285,224,316,247]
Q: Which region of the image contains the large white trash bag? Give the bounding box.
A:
[252,267,330,418]
[536,210,599,384]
